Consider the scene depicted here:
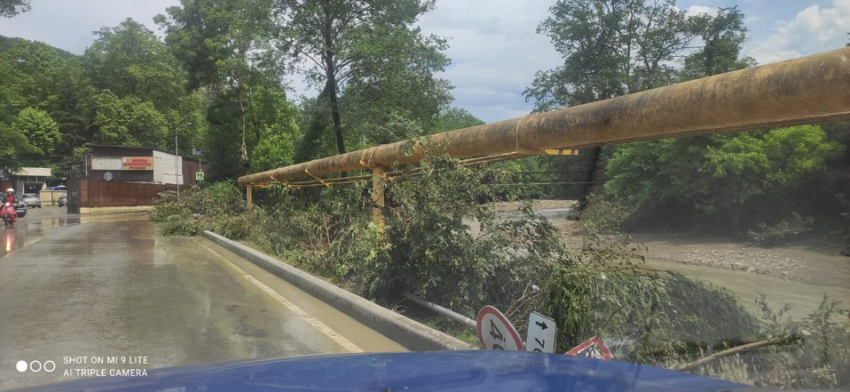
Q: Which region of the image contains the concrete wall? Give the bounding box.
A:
[203,231,474,352]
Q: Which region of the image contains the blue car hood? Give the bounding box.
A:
[13,351,744,392]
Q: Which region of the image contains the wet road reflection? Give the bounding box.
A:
[0,213,81,258]
[0,211,405,391]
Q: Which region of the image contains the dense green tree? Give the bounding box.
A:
[680,6,755,80]
[273,0,450,154]
[50,58,94,161]
[429,108,484,134]
[204,93,243,179]
[81,19,206,152]
[605,126,845,233]
[525,1,761,206]
[84,19,187,109]
[200,68,299,179]
[293,89,337,163]
[0,0,29,18]
[525,0,692,112]
[523,0,701,204]
[89,91,168,147]
[0,126,38,173]
[0,38,85,173]
[0,39,66,111]
[12,107,60,158]
[245,77,300,172]
[0,37,88,170]
[156,0,276,169]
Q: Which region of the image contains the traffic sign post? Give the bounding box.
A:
[525,312,557,353]
[565,336,613,360]
[196,172,204,181]
[476,305,524,351]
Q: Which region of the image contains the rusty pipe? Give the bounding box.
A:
[240,48,850,186]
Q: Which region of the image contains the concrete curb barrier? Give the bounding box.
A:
[81,206,153,214]
[202,231,475,351]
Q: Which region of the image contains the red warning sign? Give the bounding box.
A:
[565,336,613,360]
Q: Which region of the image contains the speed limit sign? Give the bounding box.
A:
[476,305,524,351]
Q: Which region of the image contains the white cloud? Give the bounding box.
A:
[746,0,850,65]
[686,5,717,16]
[0,0,176,54]
[417,0,562,122]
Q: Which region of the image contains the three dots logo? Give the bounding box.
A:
[16,360,56,373]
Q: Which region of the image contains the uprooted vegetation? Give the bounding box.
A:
[150,155,849,389]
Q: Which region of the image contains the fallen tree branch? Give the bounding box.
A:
[673,336,791,371]
[505,286,545,322]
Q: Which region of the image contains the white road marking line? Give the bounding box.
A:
[201,243,364,353]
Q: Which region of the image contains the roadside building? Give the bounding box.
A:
[70,144,204,210]
[0,167,52,194]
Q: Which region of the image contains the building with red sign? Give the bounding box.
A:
[85,144,203,186]
[71,144,205,210]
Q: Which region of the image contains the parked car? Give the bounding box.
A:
[22,193,41,208]
[58,194,67,207]
[16,201,27,218]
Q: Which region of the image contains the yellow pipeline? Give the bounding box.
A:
[240,48,850,186]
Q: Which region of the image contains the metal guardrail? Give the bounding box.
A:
[403,292,477,329]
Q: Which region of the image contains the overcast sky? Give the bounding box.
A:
[1,0,848,122]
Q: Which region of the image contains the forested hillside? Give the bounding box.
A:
[1,0,848,241]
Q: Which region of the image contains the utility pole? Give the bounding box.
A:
[175,135,180,200]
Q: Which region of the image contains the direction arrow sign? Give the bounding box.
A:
[476,305,524,351]
[565,336,613,360]
[526,312,557,353]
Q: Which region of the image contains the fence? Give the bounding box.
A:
[80,180,179,208]
[40,190,67,206]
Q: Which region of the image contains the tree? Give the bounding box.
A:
[525,0,695,206]
[429,108,485,134]
[156,0,276,171]
[245,76,301,172]
[525,0,693,112]
[84,19,187,109]
[526,1,758,208]
[89,91,168,147]
[293,88,337,163]
[81,19,206,151]
[0,126,38,173]
[0,39,66,111]
[203,67,299,179]
[680,6,755,80]
[273,0,449,155]
[605,126,844,234]
[0,0,29,18]
[12,107,59,158]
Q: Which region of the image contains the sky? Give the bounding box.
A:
[1,0,848,123]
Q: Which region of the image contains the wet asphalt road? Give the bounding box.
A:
[0,210,405,391]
